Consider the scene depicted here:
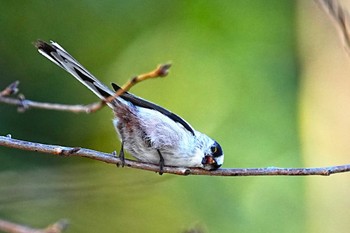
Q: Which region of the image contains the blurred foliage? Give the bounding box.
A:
[0,1,309,233]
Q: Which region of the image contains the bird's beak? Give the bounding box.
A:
[202,155,221,170]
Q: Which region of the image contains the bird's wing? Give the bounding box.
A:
[111,83,195,136]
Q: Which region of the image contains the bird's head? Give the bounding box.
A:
[196,134,224,170]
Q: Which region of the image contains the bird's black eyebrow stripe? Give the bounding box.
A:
[111,83,195,135]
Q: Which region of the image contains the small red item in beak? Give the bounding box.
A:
[204,155,215,164]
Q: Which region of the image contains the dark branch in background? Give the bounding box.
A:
[315,0,350,54]
[1,135,350,176]
[0,218,68,233]
[1,0,350,176]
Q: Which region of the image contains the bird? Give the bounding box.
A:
[34,40,224,173]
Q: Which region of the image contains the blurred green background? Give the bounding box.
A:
[0,1,349,233]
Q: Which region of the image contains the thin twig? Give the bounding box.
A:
[0,95,103,113]
[0,218,69,233]
[0,81,104,113]
[1,135,349,176]
[104,63,171,104]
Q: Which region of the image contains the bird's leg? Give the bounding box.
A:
[118,141,125,167]
[157,149,164,175]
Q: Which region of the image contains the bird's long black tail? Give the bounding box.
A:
[35,40,114,101]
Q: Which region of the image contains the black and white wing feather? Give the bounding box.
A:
[35,40,195,135]
[111,83,195,135]
[35,40,113,100]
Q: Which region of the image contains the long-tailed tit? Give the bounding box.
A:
[35,40,224,172]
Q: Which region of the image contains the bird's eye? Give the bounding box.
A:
[210,141,223,157]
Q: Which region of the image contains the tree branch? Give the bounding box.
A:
[0,218,69,233]
[0,81,104,113]
[0,94,104,113]
[1,135,349,176]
